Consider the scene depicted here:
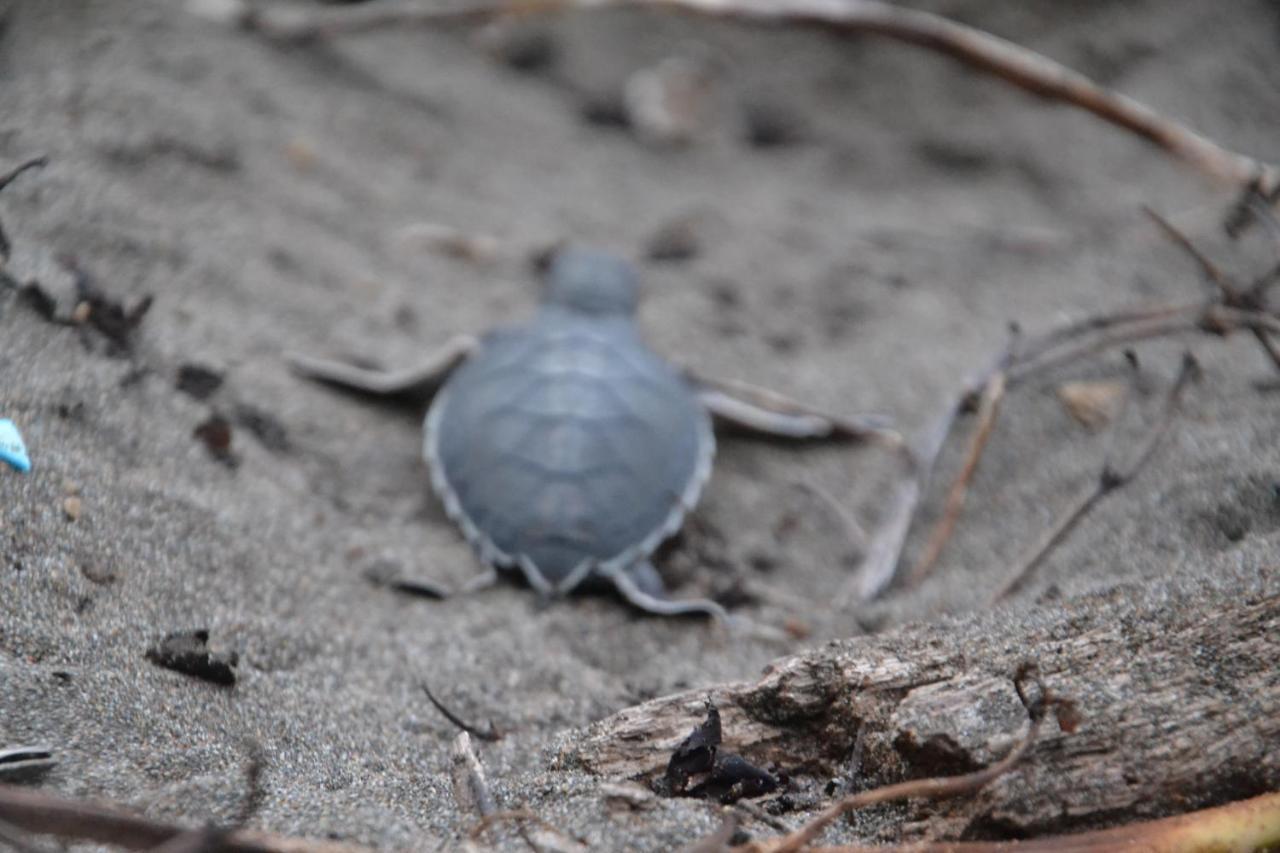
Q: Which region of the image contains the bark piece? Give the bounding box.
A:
[558,591,1280,838]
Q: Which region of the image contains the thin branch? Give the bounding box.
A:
[144,827,228,853]
[846,450,921,602]
[233,0,558,39]
[1006,306,1203,385]
[0,784,367,853]
[0,816,56,853]
[223,0,1279,192]
[859,293,1269,604]
[469,807,575,842]
[232,742,268,828]
[766,790,1280,852]
[1142,207,1235,300]
[1248,325,1280,374]
[992,352,1200,602]
[1143,208,1280,375]
[1007,298,1276,382]
[450,732,496,819]
[1207,305,1280,336]
[843,337,1014,604]
[424,683,502,742]
[0,156,46,194]
[1224,178,1280,240]
[790,479,868,552]
[1249,259,1280,302]
[1013,302,1199,364]
[905,367,1007,587]
[1243,192,1280,249]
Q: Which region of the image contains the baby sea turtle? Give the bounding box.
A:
[289,248,890,619]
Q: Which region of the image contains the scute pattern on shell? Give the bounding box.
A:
[424,313,714,589]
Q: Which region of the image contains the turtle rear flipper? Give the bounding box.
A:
[607,560,727,622]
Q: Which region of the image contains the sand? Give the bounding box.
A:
[1,0,1278,848]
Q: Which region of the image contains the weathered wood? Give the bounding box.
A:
[557,592,1279,839]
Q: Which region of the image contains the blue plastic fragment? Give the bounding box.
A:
[0,419,31,473]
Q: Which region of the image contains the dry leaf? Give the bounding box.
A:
[1057,380,1126,429]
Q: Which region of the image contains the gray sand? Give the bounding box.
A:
[1,0,1278,848]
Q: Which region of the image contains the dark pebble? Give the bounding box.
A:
[176,364,225,400]
[194,413,238,468]
[580,93,631,129]
[145,629,238,686]
[498,29,558,74]
[234,403,290,453]
[645,217,701,263]
[743,101,807,149]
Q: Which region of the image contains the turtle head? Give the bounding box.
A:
[541,248,639,318]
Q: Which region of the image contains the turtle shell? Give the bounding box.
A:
[424,312,714,589]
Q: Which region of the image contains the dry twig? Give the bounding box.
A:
[905,333,1016,587]
[469,807,585,847]
[450,732,497,820]
[852,297,1271,600]
[992,352,1200,602]
[0,784,366,853]
[1224,178,1280,240]
[425,683,502,742]
[218,0,1278,193]
[0,816,55,853]
[843,341,1009,604]
[1144,207,1280,373]
[1005,304,1204,385]
[0,156,46,194]
[755,790,1280,852]
[874,206,1280,596]
[0,155,48,262]
[847,449,921,602]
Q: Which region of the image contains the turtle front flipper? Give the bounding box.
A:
[693,374,901,447]
[286,334,477,402]
[607,561,727,622]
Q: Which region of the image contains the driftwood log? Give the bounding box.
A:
[557,589,1279,840]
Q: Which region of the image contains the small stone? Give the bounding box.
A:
[394,222,501,265]
[742,101,807,149]
[62,495,82,521]
[186,0,250,26]
[645,214,703,263]
[18,281,57,321]
[0,419,31,473]
[474,23,558,74]
[284,138,317,173]
[624,56,717,145]
[783,617,811,640]
[175,364,224,401]
[80,563,117,585]
[71,300,92,325]
[579,93,631,129]
[145,629,238,686]
[234,403,290,453]
[601,782,657,810]
[1057,380,1127,430]
[194,413,238,467]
